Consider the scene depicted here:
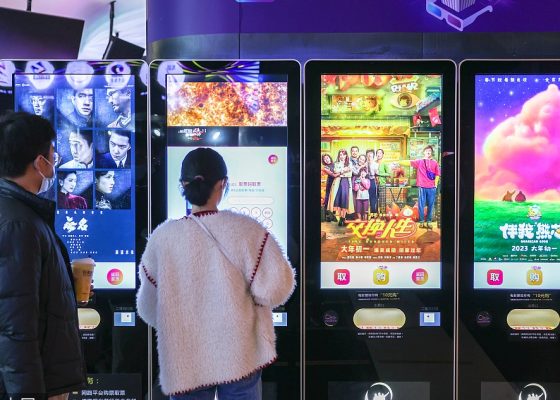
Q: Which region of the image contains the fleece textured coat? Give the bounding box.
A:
[136,210,296,395]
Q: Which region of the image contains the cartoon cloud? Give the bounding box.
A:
[476,84,560,201]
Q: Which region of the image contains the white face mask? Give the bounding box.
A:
[36,156,56,194]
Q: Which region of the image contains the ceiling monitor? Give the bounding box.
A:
[0,8,84,59]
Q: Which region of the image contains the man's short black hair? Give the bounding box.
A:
[109,130,131,141]
[73,88,93,96]
[73,129,93,147]
[0,112,55,178]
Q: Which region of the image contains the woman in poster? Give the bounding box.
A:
[321,153,337,209]
[95,170,115,210]
[327,149,354,226]
[366,149,379,217]
[57,170,88,209]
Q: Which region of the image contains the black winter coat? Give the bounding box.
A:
[0,178,85,398]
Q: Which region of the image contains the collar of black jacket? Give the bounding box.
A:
[0,177,56,227]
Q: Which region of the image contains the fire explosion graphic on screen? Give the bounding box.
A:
[167,82,288,127]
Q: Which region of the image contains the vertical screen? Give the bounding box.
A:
[319,74,444,290]
[306,61,455,400]
[165,76,289,249]
[151,59,300,399]
[474,75,560,290]
[14,73,137,290]
[459,61,560,400]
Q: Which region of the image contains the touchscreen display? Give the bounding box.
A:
[165,76,289,250]
[319,74,443,289]
[474,75,560,289]
[14,73,137,289]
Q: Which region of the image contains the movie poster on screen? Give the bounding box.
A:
[473,75,560,289]
[474,76,560,264]
[14,73,137,289]
[319,74,443,289]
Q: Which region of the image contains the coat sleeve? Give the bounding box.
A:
[136,233,159,328]
[249,231,296,308]
[0,220,46,395]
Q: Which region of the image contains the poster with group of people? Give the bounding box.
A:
[319,73,443,289]
[15,75,135,211]
[13,72,137,274]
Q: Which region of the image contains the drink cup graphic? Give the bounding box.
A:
[71,258,95,305]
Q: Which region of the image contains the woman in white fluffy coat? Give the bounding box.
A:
[136,148,295,400]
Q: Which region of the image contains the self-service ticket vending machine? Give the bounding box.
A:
[149,60,301,399]
[0,60,149,400]
[458,60,560,400]
[304,60,456,400]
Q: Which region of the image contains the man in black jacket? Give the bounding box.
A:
[0,112,85,400]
